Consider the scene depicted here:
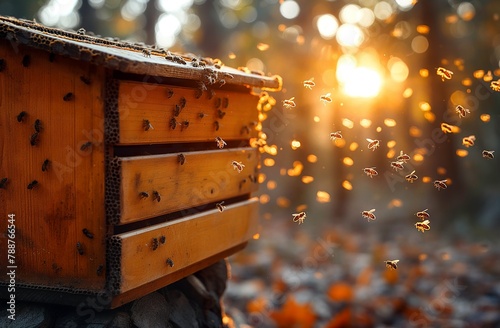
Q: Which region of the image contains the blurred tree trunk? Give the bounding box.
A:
[194,1,225,56]
[144,0,159,45]
[79,0,100,35]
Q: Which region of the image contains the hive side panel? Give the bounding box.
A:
[0,41,106,291]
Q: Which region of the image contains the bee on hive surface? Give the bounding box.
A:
[330,131,342,141]
[482,150,494,159]
[396,151,410,163]
[215,97,222,109]
[320,93,332,105]
[390,161,405,171]
[181,120,189,131]
[218,109,226,119]
[433,179,448,191]
[96,265,104,276]
[143,119,154,131]
[178,154,186,165]
[77,28,86,35]
[215,136,227,149]
[142,48,151,58]
[415,220,430,233]
[173,104,181,117]
[27,180,38,190]
[455,105,470,118]
[76,242,84,255]
[405,170,418,183]
[282,97,296,109]
[63,92,74,101]
[441,123,453,134]
[231,161,245,173]
[17,111,27,123]
[240,125,250,135]
[166,258,174,267]
[198,112,207,119]
[462,135,476,147]
[292,211,307,224]
[216,201,226,212]
[363,167,378,178]
[151,237,159,251]
[42,159,50,172]
[152,190,161,202]
[22,54,31,67]
[179,96,187,109]
[166,88,174,98]
[214,121,220,131]
[436,67,453,81]
[80,141,92,151]
[82,228,94,239]
[303,78,315,90]
[0,178,8,189]
[416,209,430,220]
[361,209,376,221]
[34,119,42,132]
[80,76,91,85]
[169,117,177,130]
[223,97,229,108]
[366,138,380,151]
[139,191,149,199]
[0,59,5,72]
[30,132,39,146]
[490,80,500,91]
[159,236,166,244]
[385,260,399,270]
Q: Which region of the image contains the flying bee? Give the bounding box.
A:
[215,136,227,149]
[80,141,92,151]
[27,180,38,189]
[170,117,177,130]
[397,151,410,163]
[385,259,399,270]
[0,178,8,189]
[416,209,430,220]
[82,228,94,239]
[462,135,476,147]
[142,48,151,58]
[441,123,453,134]
[303,78,315,90]
[330,131,342,141]
[482,150,495,159]
[139,191,149,199]
[490,80,500,92]
[361,209,376,221]
[366,138,380,151]
[76,242,84,255]
[390,161,405,171]
[216,201,226,212]
[42,159,50,172]
[282,97,296,109]
[34,119,42,132]
[178,154,186,165]
[455,105,470,118]
[292,211,307,225]
[320,93,332,105]
[363,167,378,178]
[30,132,39,146]
[231,160,245,173]
[405,170,418,183]
[436,67,453,81]
[433,179,448,191]
[152,190,161,202]
[17,111,27,122]
[415,219,431,233]
[63,92,74,101]
[143,119,154,131]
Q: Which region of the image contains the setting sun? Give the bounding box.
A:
[342,67,383,98]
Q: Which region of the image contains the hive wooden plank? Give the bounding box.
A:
[0,42,106,291]
[116,198,259,294]
[118,147,259,224]
[116,81,260,145]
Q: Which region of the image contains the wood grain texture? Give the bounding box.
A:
[118,147,259,224]
[117,81,259,145]
[116,198,259,294]
[0,41,106,290]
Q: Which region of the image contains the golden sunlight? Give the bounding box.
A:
[341,67,383,98]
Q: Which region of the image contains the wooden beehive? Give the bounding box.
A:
[0,16,281,308]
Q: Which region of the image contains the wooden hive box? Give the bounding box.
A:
[0,16,281,308]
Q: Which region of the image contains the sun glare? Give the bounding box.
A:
[342,67,383,98]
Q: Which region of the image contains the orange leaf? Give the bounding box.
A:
[269,295,316,328]
[327,282,353,302]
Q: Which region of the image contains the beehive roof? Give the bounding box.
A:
[0,15,282,90]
